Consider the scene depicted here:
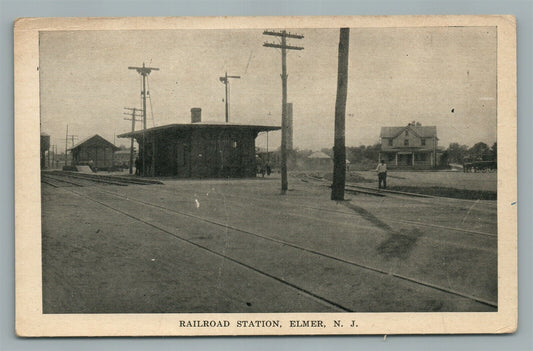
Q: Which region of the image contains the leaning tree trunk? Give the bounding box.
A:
[331,28,350,201]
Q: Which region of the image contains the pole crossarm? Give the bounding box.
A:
[263,42,304,50]
[128,63,160,76]
[263,30,304,39]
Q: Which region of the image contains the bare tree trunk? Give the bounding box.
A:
[331,28,350,200]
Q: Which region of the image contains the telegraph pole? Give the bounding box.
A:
[50,145,54,168]
[263,30,304,194]
[331,28,350,201]
[69,135,78,148]
[64,125,68,167]
[128,63,159,176]
[219,72,241,123]
[124,107,143,174]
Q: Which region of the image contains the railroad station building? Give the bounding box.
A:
[69,134,120,170]
[118,108,280,178]
[379,122,443,169]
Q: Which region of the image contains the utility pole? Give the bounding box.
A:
[68,134,78,166]
[69,135,78,148]
[65,125,68,168]
[128,62,159,176]
[50,145,54,168]
[263,30,304,194]
[219,72,240,123]
[266,131,269,164]
[124,107,143,174]
[331,28,350,201]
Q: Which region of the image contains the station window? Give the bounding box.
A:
[388,139,393,146]
[405,130,409,136]
[421,138,426,146]
[404,139,409,146]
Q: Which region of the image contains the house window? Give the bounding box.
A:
[388,139,393,146]
[404,139,409,146]
[421,138,426,146]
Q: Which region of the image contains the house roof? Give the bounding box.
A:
[118,122,281,138]
[68,134,120,151]
[308,151,331,159]
[380,125,437,139]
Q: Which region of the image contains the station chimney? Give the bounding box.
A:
[191,108,202,123]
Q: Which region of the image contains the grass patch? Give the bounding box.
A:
[388,186,497,200]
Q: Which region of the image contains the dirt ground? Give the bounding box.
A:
[41,173,497,313]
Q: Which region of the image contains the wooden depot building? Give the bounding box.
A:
[118,108,280,178]
[69,134,120,170]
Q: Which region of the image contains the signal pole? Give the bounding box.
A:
[124,107,143,174]
[128,63,159,176]
[263,30,304,194]
[219,72,240,123]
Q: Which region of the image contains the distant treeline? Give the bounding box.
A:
[289,141,497,168]
[441,142,497,164]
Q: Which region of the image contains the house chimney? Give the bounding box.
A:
[191,108,201,123]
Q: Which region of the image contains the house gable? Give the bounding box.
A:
[69,134,120,151]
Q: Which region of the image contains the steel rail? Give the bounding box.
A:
[72,186,498,309]
[63,187,350,313]
[141,183,497,239]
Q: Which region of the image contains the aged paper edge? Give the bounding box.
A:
[14,15,517,337]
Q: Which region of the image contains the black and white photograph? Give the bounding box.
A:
[15,15,517,336]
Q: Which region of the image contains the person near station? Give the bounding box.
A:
[134,156,141,176]
[376,159,387,189]
[266,163,271,176]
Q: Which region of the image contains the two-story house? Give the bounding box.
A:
[379,122,441,169]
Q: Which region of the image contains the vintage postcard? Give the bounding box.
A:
[15,15,516,336]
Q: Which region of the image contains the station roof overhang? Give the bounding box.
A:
[118,122,281,139]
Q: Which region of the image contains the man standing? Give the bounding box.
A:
[376,159,387,189]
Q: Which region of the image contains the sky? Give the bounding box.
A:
[40,26,496,152]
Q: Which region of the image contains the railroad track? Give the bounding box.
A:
[58,185,497,310]
[56,171,163,185]
[148,182,497,239]
[299,174,497,210]
[41,171,162,187]
[303,174,431,198]
[42,174,86,187]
